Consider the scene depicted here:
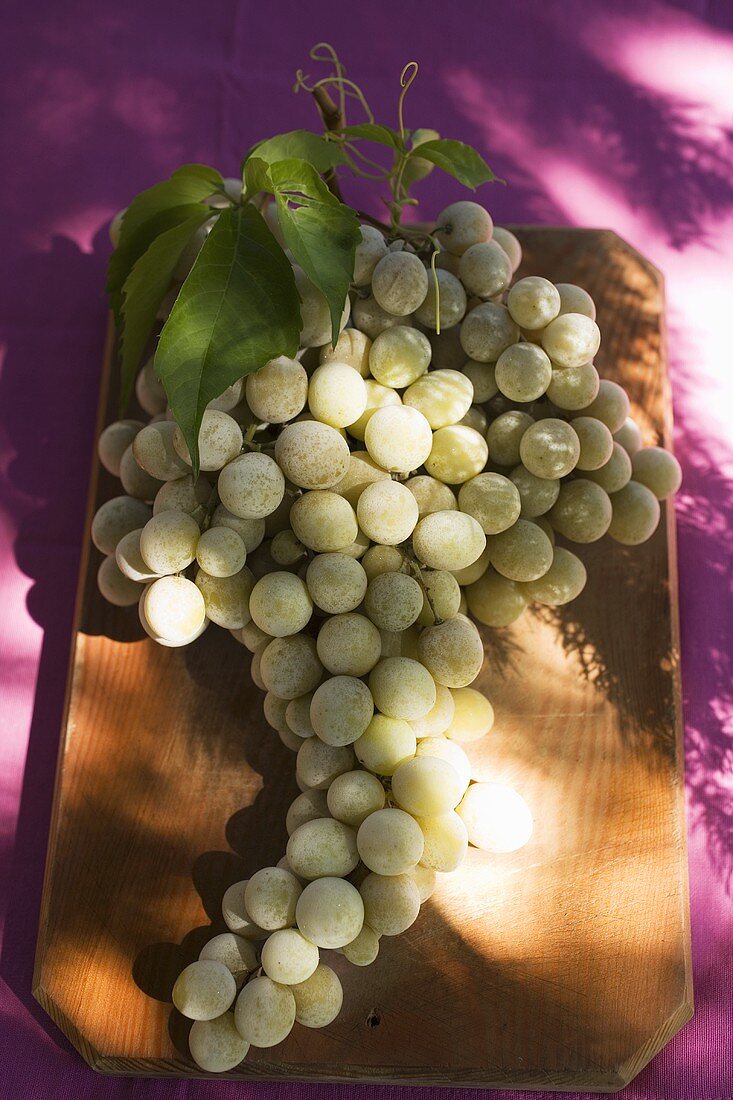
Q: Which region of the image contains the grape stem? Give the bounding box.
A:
[309,84,345,201]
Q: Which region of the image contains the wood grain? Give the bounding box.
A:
[33,228,692,1090]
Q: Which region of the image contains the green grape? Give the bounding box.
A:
[463,360,498,403]
[286,817,359,879]
[188,1014,250,1073]
[295,878,364,949]
[369,657,437,721]
[115,528,160,583]
[491,226,522,272]
[413,269,467,330]
[357,479,419,545]
[364,405,433,474]
[584,442,632,493]
[541,312,601,369]
[631,446,682,499]
[458,471,521,534]
[260,929,319,985]
[458,782,533,852]
[283,695,314,739]
[98,418,144,476]
[434,201,492,255]
[92,495,152,555]
[207,376,244,413]
[199,932,257,988]
[306,553,367,614]
[465,567,528,627]
[354,713,416,776]
[546,361,600,411]
[555,283,596,319]
[172,960,236,1021]
[415,811,469,872]
[608,480,661,544]
[488,518,553,581]
[286,789,329,835]
[495,343,552,403]
[97,555,142,607]
[249,572,313,637]
[195,527,246,577]
[416,736,471,791]
[221,880,266,939]
[417,569,461,625]
[522,546,587,605]
[445,686,494,742]
[549,479,612,542]
[459,240,512,299]
[510,465,560,517]
[210,504,266,552]
[270,529,306,567]
[139,510,200,574]
[507,276,561,330]
[403,369,473,429]
[359,872,421,938]
[417,616,484,688]
[357,807,424,875]
[330,451,391,506]
[351,294,407,340]
[486,410,534,467]
[346,381,401,442]
[327,770,386,828]
[573,416,614,470]
[316,613,382,676]
[195,568,254,629]
[320,328,372,377]
[244,866,302,930]
[290,964,343,1028]
[308,362,368,428]
[132,421,190,482]
[234,976,295,1048]
[154,474,211,526]
[371,251,429,316]
[353,224,388,286]
[310,676,374,746]
[340,924,380,966]
[409,683,455,739]
[218,452,285,519]
[572,378,630,434]
[392,755,463,817]
[262,691,290,732]
[412,510,486,571]
[172,410,243,473]
[259,634,323,699]
[364,572,423,632]
[404,475,458,518]
[290,492,358,552]
[613,417,643,456]
[135,357,167,416]
[519,418,580,479]
[274,420,350,490]
[361,544,406,581]
[460,302,520,362]
[369,325,431,388]
[459,405,488,434]
[245,356,308,423]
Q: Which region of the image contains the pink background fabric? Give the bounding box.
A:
[1,1,731,1097]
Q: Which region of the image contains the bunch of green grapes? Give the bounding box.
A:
[92,196,680,1071]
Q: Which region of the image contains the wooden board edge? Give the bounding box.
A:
[32,317,116,997]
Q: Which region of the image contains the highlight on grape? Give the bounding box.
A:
[94,42,682,1071]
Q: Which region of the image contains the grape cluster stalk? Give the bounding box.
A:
[93,196,681,1070]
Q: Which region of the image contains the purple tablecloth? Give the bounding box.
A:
[1,1,731,1097]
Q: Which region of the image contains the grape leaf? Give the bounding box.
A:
[267,159,360,346]
[402,128,440,190]
[155,205,300,474]
[244,157,359,346]
[341,123,403,150]
[118,207,212,413]
[246,130,346,173]
[407,139,502,189]
[106,164,223,319]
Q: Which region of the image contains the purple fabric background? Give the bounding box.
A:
[1,1,731,1097]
